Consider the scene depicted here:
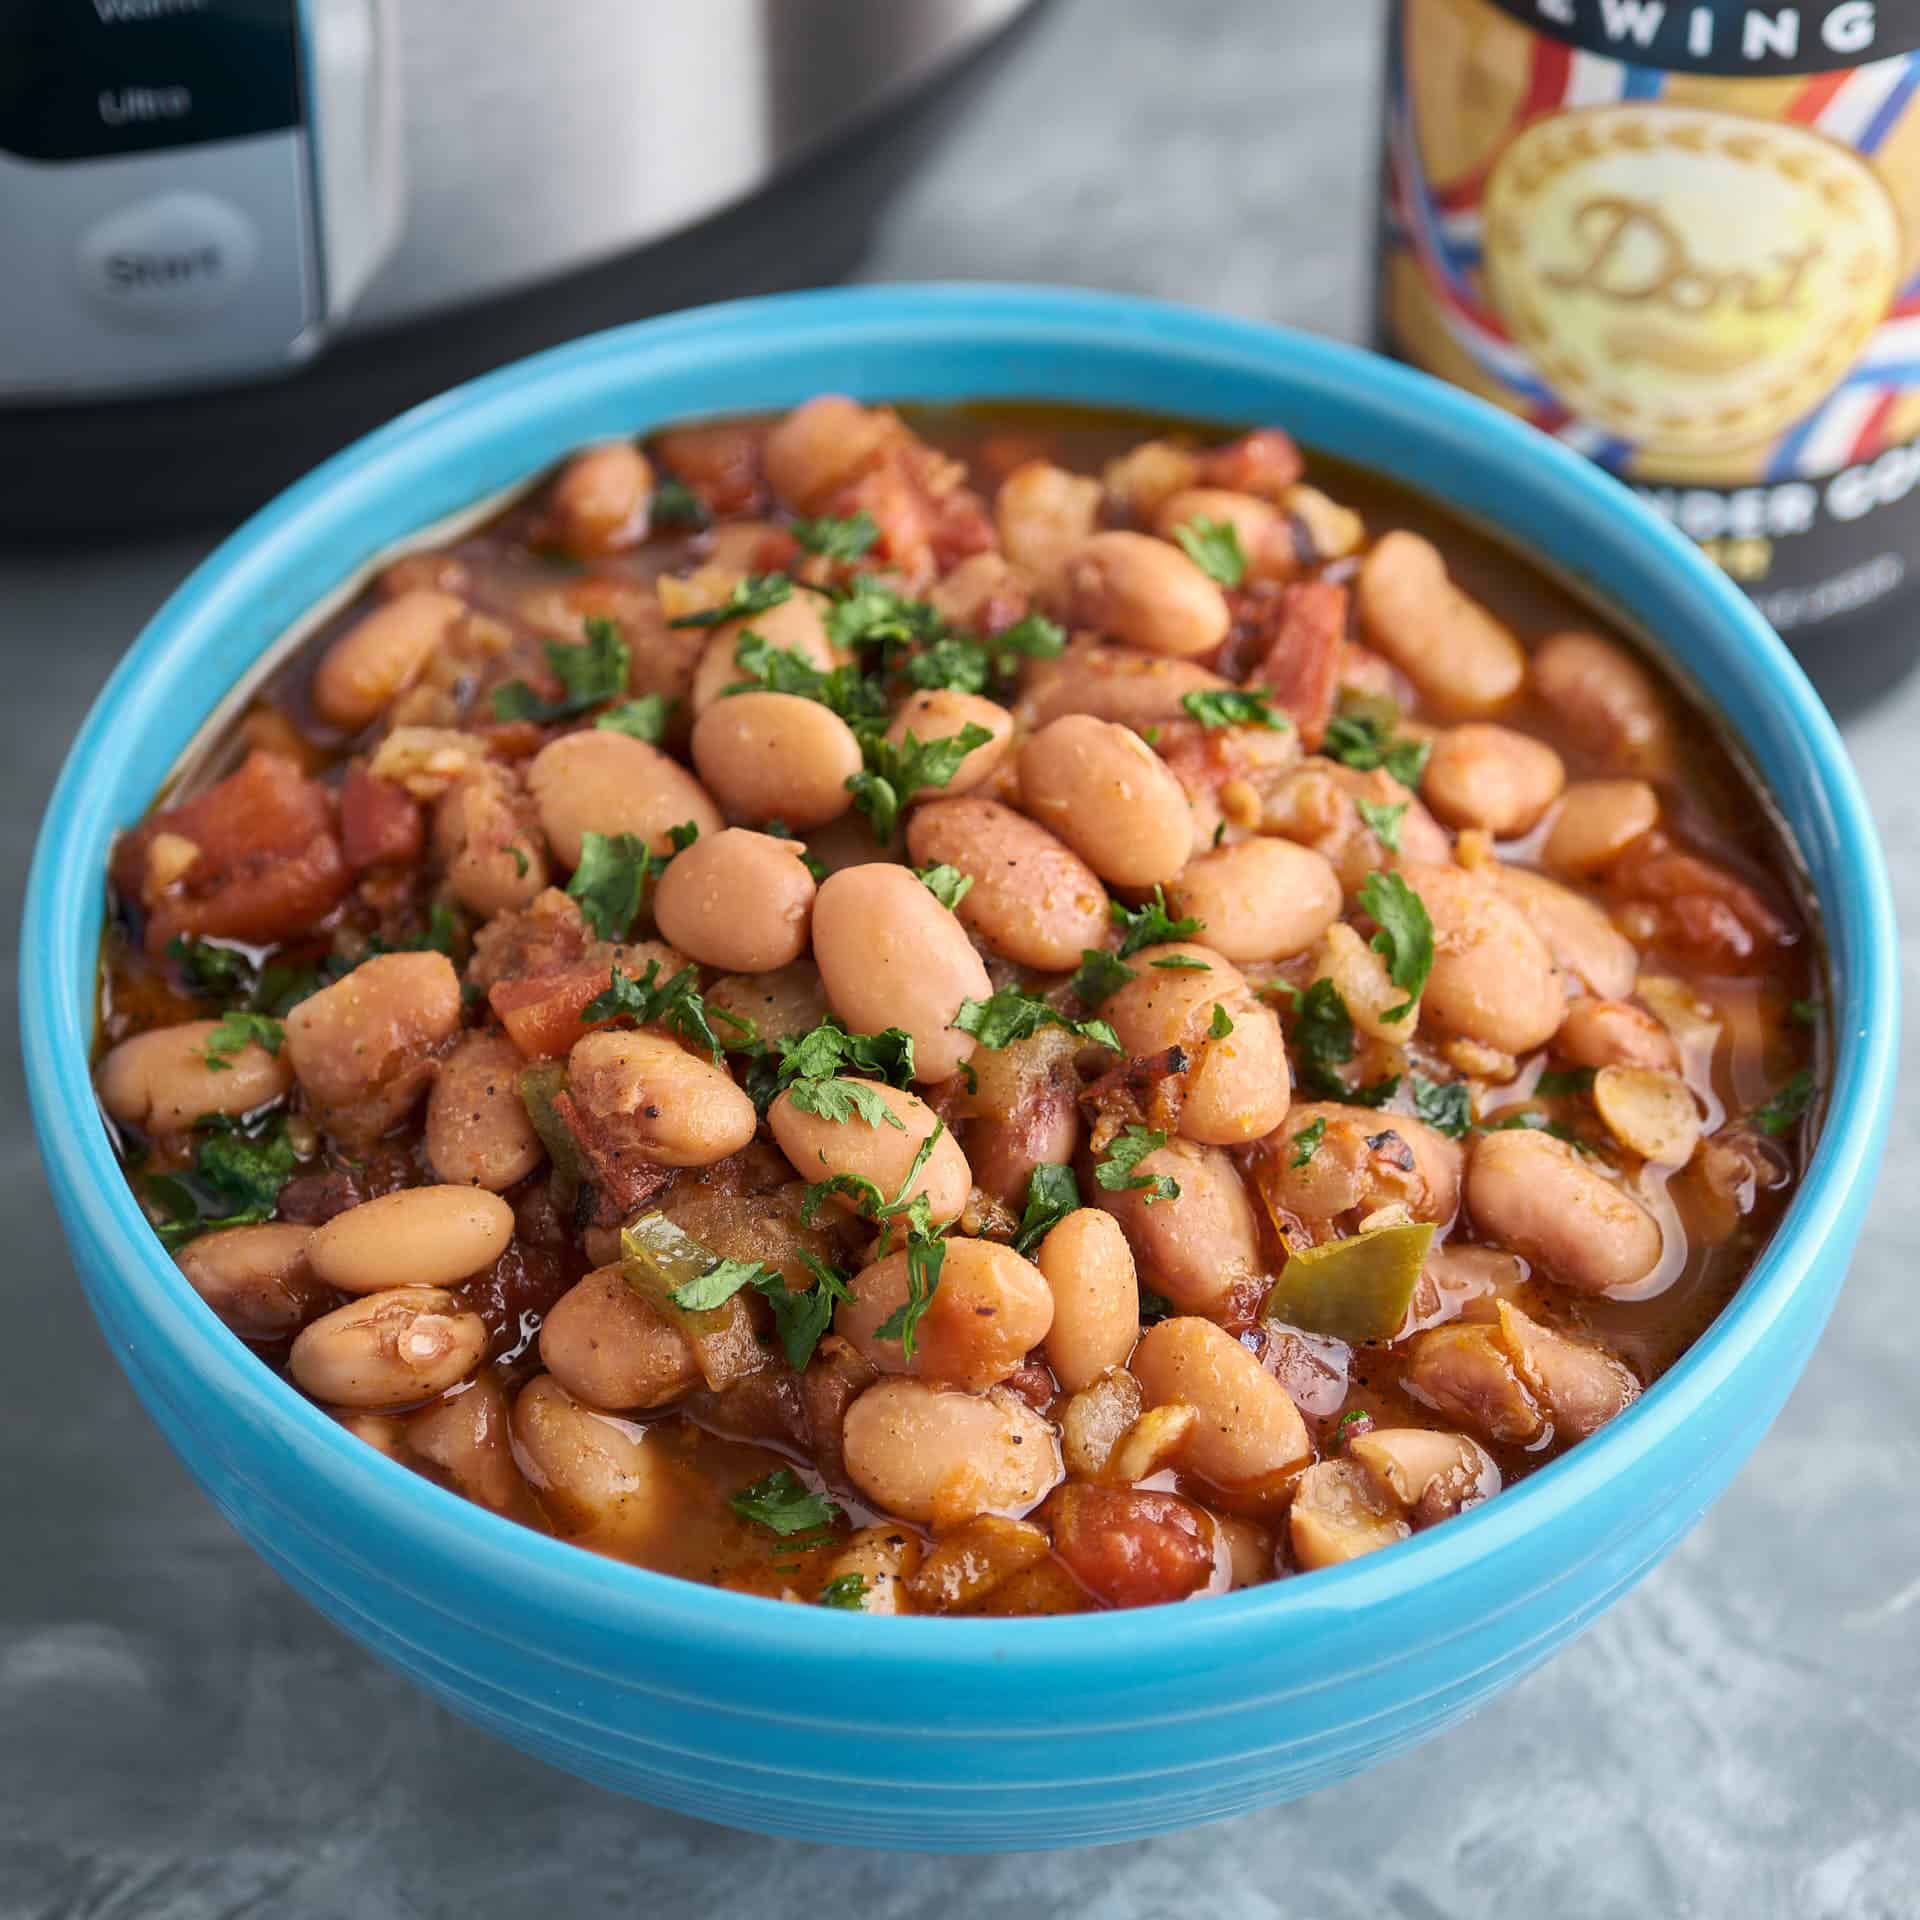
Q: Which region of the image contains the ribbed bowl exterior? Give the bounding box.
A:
[24,287,1896,1851]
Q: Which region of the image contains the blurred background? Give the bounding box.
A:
[3,1,1915,1914]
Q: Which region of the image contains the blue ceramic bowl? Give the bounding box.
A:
[23,286,1896,1851]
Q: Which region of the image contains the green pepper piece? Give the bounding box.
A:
[620,1213,765,1389]
[1260,1221,1435,1343]
[515,1061,584,1206]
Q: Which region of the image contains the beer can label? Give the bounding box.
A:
[1381,0,1920,633]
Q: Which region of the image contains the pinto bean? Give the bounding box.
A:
[1401,862,1565,1054]
[538,1264,700,1411]
[818,1525,925,1614]
[1097,1138,1259,1313]
[1167,837,1340,963]
[705,961,832,1048]
[1467,1127,1662,1294]
[883,690,1013,799]
[1260,1101,1462,1228]
[426,1031,547,1190]
[289,1286,486,1409]
[307,1186,514,1295]
[905,797,1108,970]
[1102,942,1290,1144]
[1542,779,1660,877]
[1495,1299,1640,1440]
[1061,530,1231,659]
[510,1373,670,1535]
[1531,630,1671,772]
[811,863,991,1085]
[1019,714,1194,888]
[98,1020,292,1134]
[404,1371,525,1511]
[565,1029,757,1167]
[1131,1316,1309,1491]
[763,395,900,511]
[434,765,546,917]
[312,589,465,732]
[995,460,1103,586]
[545,442,652,554]
[1423,724,1566,835]
[965,1077,1082,1210]
[836,1238,1053,1390]
[1493,866,1638,1000]
[1036,1208,1140,1392]
[1153,486,1295,582]
[652,828,816,972]
[1554,997,1680,1074]
[527,729,722,869]
[1289,1459,1409,1570]
[769,1082,969,1227]
[1355,532,1525,716]
[284,950,462,1144]
[175,1223,324,1341]
[1402,1323,1544,1446]
[1020,642,1234,732]
[689,593,837,714]
[842,1378,1061,1525]
[1349,1428,1500,1525]
[689,691,860,831]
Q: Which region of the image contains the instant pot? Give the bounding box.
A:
[0,0,1037,532]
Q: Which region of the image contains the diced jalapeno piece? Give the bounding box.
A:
[516,1061,584,1202]
[1260,1221,1435,1343]
[620,1212,764,1388]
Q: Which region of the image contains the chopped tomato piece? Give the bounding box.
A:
[340,762,424,870]
[489,961,619,1059]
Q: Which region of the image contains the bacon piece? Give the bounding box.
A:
[339,762,425,870]
[550,1088,674,1222]
[1249,579,1348,748]
[1049,1485,1217,1609]
[120,750,352,954]
[650,423,769,517]
[1195,428,1305,501]
[1607,831,1792,969]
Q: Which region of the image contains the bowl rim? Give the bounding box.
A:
[23,281,1897,1672]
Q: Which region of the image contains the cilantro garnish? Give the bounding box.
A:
[1477,1110,1579,1144]
[1069,949,1137,1007]
[1411,1075,1472,1139]
[582,958,723,1060]
[1322,710,1431,790]
[915,863,974,912]
[492,617,630,723]
[817,1573,869,1610]
[787,1076,906,1130]
[1349,1074,1402,1108]
[566,831,649,941]
[756,1252,855,1373]
[953,990,1120,1054]
[167,936,255,1000]
[1209,1003,1235,1038]
[846,724,993,843]
[901,611,1067,696]
[1111,888,1203,959]
[201,1009,283,1072]
[1356,798,1407,853]
[1289,977,1357,1098]
[1150,955,1211,972]
[142,1115,300,1251]
[1288,1116,1326,1168]
[1535,1068,1597,1097]
[873,1232,946,1361]
[748,1020,917,1112]
[667,572,793,630]
[650,477,710,529]
[670,1254,785,1312]
[1787,997,1822,1028]
[1093,1125,1179,1203]
[723,630,887,726]
[1172,516,1247,589]
[1358,869,1433,1022]
[1181,687,1287,730]
[1750,1070,1815,1136]
[1011,1163,1081,1257]
[595,694,670,744]
[822,575,947,663]
[728,1468,842,1539]
[790,511,879,562]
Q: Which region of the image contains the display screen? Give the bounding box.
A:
[0,0,302,161]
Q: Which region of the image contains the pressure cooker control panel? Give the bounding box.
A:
[0,0,398,401]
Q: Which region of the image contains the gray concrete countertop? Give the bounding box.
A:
[3,1,1914,1912]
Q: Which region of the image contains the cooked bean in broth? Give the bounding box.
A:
[96,399,1821,1613]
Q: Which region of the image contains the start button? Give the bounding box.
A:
[76,190,257,327]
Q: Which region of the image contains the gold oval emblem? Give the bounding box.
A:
[1483,105,1902,458]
